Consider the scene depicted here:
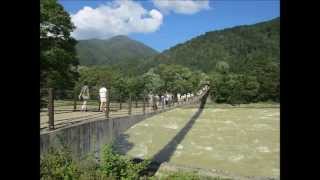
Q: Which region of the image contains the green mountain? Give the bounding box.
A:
[76,35,158,66]
[146,17,279,74]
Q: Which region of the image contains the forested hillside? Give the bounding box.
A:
[76,35,158,66]
[147,17,279,74]
[138,18,280,102]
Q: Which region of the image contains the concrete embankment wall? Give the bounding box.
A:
[40,108,175,159]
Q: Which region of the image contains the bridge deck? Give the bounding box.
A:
[40,101,191,131]
[40,104,156,130]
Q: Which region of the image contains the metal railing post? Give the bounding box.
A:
[48,88,54,130]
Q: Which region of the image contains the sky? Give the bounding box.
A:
[59,0,280,52]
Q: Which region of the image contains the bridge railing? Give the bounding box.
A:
[40,86,208,131]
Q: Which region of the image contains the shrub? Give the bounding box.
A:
[100,144,150,179]
[209,72,259,104]
[40,147,81,180]
[42,145,228,180]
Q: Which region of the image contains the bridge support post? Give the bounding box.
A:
[48,88,54,130]
[162,97,164,110]
[135,97,138,108]
[73,89,77,112]
[147,96,150,113]
[119,94,122,110]
[105,101,109,119]
[152,96,157,112]
[105,89,110,119]
[143,95,146,115]
[128,94,132,115]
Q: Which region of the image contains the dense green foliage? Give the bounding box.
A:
[76,61,275,105]
[40,0,79,90]
[76,35,158,67]
[209,72,260,104]
[76,64,207,103]
[100,144,150,179]
[154,64,209,96]
[139,18,279,103]
[40,147,82,179]
[75,66,143,101]
[148,18,279,73]
[40,144,150,180]
[40,145,231,180]
[142,69,165,95]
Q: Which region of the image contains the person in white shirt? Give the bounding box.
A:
[177,93,181,103]
[99,86,108,112]
[161,95,165,108]
[164,93,169,105]
[79,83,90,112]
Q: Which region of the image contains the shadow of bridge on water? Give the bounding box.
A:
[133,91,210,176]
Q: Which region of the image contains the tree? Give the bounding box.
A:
[40,0,79,90]
[76,66,118,101]
[156,64,195,95]
[190,70,209,93]
[142,68,164,95]
[124,76,145,100]
[241,75,260,102]
[209,72,259,104]
[112,74,128,102]
[208,71,223,101]
[256,62,279,101]
[245,59,279,101]
[215,61,230,74]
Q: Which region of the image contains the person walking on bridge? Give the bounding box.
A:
[79,82,90,112]
[99,86,108,112]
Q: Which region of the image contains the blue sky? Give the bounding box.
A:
[59,0,279,52]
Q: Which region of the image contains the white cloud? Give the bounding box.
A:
[152,0,210,15]
[71,0,163,40]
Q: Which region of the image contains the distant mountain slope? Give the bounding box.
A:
[146,17,279,73]
[76,35,158,66]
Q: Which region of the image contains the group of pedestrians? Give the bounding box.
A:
[148,93,174,110]
[78,82,108,112]
[77,83,208,113]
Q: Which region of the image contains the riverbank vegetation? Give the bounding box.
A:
[40,144,229,180]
